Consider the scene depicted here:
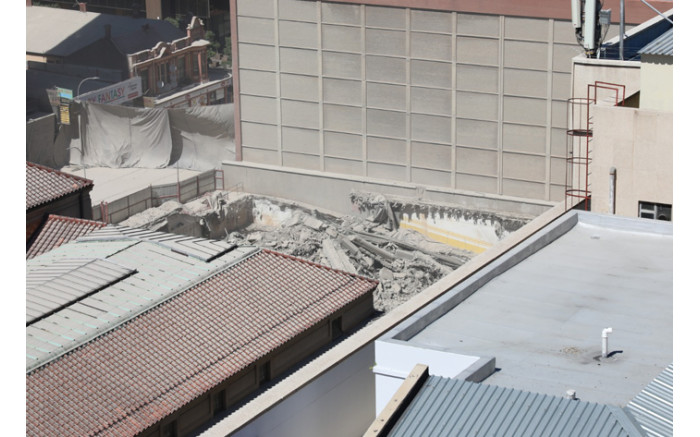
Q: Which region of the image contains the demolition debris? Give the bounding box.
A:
[121,191,528,312]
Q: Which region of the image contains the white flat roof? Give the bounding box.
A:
[61,166,202,205]
[382,211,672,406]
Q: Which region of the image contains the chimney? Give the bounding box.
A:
[79,2,87,12]
[104,24,111,39]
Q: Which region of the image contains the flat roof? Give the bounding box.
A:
[383,211,672,406]
[60,166,202,206]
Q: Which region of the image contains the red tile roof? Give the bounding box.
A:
[26,249,377,437]
[27,215,107,259]
[26,162,93,210]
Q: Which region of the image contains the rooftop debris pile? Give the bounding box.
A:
[120,191,523,312]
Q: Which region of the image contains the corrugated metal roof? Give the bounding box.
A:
[26,234,257,371]
[77,225,236,262]
[26,249,377,437]
[638,28,673,56]
[388,376,646,437]
[27,215,107,259]
[26,162,93,210]
[26,258,135,324]
[627,364,673,437]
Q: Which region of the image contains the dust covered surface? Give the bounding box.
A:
[120,191,478,313]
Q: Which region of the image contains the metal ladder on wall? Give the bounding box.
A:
[565,81,626,211]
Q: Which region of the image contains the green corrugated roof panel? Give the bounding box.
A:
[388,376,647,437]
[627,364,673,437]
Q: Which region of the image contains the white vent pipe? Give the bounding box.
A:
[609,167,617,214]
[602,327,613,357]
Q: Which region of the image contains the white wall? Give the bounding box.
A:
[232,343,376,437]
[640,54,672,111]
[373,340,484,416]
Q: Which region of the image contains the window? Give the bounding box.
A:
[162,421,177,437]
[331,317,343,340]
[177,57,185,83]
[159,63,168,88]
[258,361,271,384]
[639,201,672,221]
[213,390,226,415]
[138,70,149,94]
[193,54,200,76]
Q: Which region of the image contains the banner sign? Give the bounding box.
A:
[77,77,142,105]
[56,87,73,125]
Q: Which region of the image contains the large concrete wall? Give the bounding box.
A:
[231,0,628,202]
[222,161,556,217]
[589,105,672,217]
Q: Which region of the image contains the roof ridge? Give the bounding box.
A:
[26,161,93,185]
[46,214,106,226]
[262,248,378,284]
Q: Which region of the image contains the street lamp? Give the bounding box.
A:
[74,76,99,179]
[76,76,100,98]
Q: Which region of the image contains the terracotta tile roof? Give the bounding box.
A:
[26,162,93,210]
[26,249,377,437]
[27,215,107,259]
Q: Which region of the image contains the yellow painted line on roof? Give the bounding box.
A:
[399,219,491,254]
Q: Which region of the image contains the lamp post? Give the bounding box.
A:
[76,76,100,99]
[75,76,100,179]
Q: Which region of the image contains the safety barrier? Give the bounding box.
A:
[93,169,224,224]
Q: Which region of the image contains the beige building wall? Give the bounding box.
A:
[589,105,672,217]
[571,57,641,103]
[640,54,673,111]
[232,0,625,202]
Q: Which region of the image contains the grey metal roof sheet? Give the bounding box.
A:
[388,376,646,437]
[26,258,135,324]
[627,364,673,437]
[639,28,673,56]
[26,232,258,371]
[77,225,236,262]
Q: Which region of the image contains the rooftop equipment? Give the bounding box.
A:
[572,0,612,57]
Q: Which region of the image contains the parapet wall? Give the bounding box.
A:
[222,161,556,219]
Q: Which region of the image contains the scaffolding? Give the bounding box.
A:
[565,81,626,211]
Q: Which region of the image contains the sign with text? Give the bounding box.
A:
[77,77,142,105]
[56,87,73,125]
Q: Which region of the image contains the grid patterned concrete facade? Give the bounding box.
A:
[232,0,618,201]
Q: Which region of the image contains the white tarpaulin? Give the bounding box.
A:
[75,102,235,171]
[169,104,236,170]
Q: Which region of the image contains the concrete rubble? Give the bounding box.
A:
[120,191,478,312]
